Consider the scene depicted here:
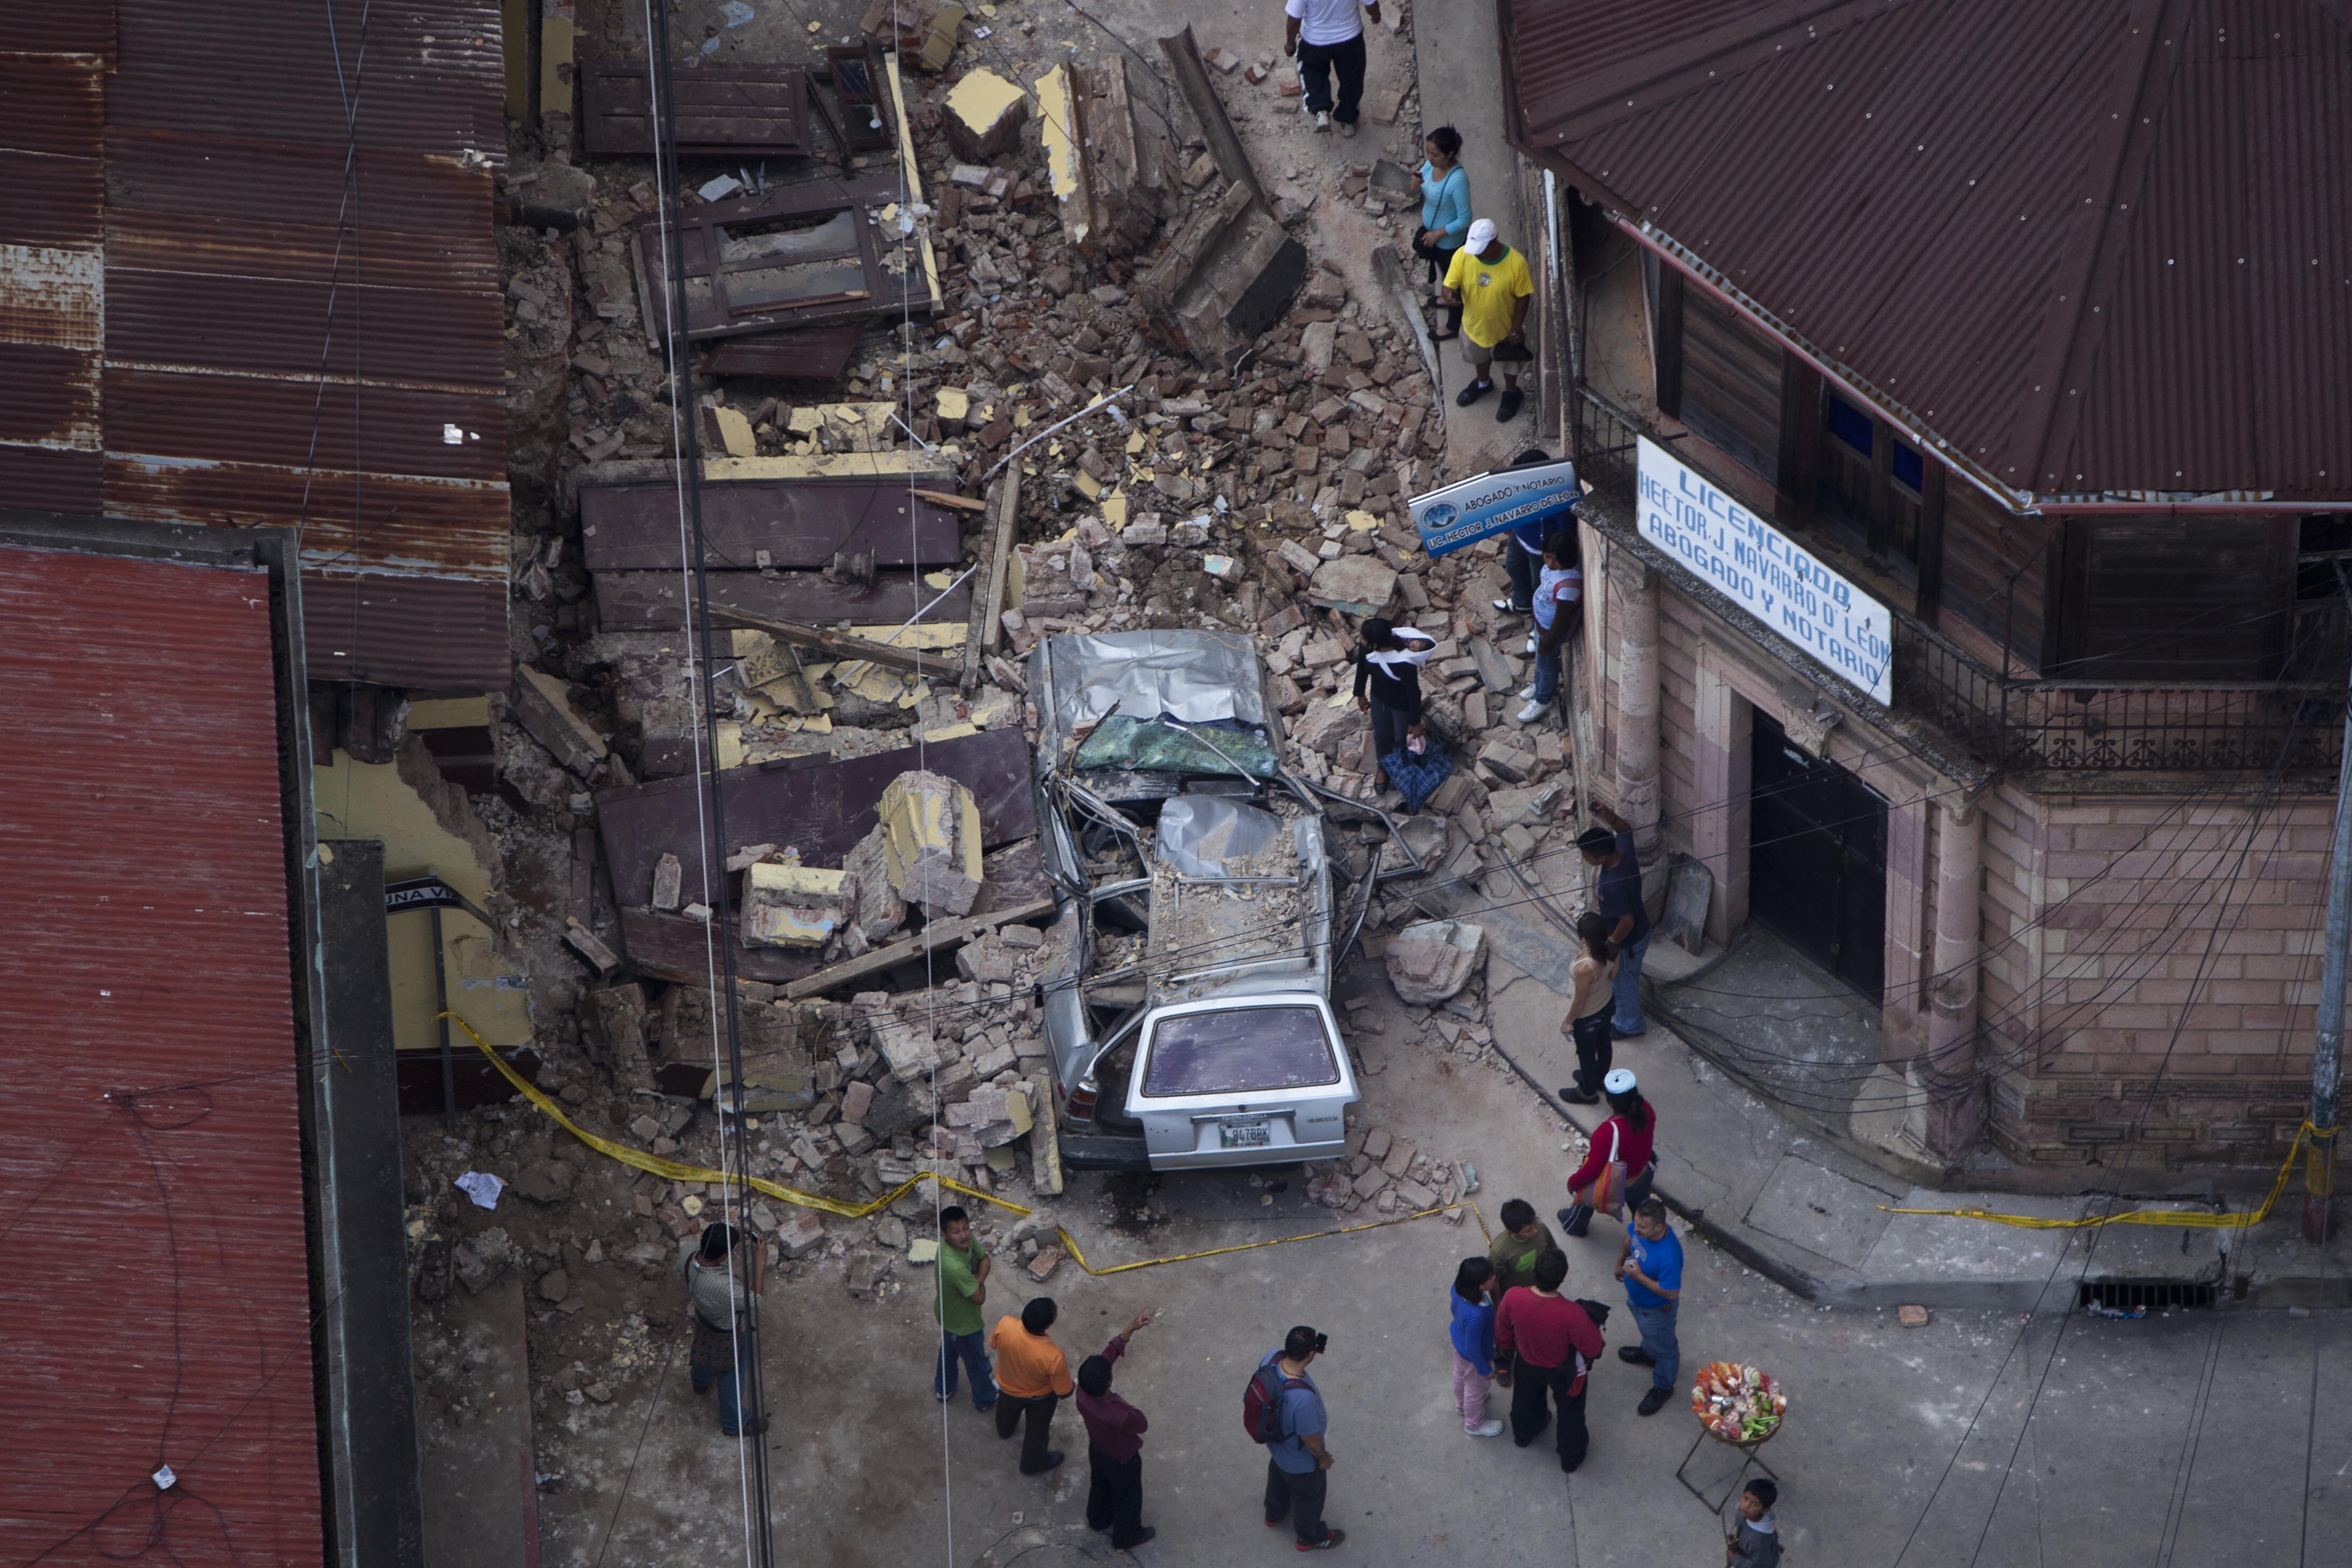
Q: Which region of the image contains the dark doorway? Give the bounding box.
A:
[1749,710,1888,1002]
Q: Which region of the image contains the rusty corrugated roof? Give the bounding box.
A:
[0,0,513,690]
[1504,0,2352,503]
[0,541,322,1565]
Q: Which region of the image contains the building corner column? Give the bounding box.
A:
[1920,795,1987,1157]
[1610,552,1662,859]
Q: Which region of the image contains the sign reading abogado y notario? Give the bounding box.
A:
[1635,436,1893,705]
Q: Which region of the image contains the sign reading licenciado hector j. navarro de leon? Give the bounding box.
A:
[1635,436,1893,706]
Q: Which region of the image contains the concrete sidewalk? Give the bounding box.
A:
[1480,910,2351,1310]
[1411,0,1542,467]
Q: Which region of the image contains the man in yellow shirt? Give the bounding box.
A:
[1440,217,1534,423]
[990,1296,1076,1474]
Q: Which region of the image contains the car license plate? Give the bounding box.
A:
[1219,1114,1272,1149]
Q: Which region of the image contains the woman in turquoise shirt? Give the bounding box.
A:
[1412,126,1470,339]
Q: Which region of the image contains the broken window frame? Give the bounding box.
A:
[634,175,934,340]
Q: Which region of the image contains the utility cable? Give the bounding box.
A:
[641,7,769,1567]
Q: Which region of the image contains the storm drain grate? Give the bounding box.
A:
[2078,1279,2215,1312]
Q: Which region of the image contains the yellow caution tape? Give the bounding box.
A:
[1878,1120,2325,1231]
[445,1011,1490,1273]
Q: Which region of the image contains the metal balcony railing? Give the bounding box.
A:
[1571,384,2346,776]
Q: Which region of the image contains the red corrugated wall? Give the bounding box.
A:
[0,542,323,1565]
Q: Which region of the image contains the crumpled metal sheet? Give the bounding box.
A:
[1153,795,1284,877]
[1044,629,1267,735]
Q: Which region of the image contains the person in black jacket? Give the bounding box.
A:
[1352,619,1436,784]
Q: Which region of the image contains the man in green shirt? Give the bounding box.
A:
[1487,1199,1559,1293]
[935,1205,998,1410]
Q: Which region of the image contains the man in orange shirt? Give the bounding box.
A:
[988,1297,1074,1474]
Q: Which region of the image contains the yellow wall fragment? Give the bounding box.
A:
[946,68,1028,138]
[1346,509,1381,531]
[1034,64,1082,235]
[406,695,491,730]
[1103,493,1128,528]
[1073,471,1104,500]
[313,750,531,1054]
[920,721,980,742]
[704,453,955,482]
[936,386,970,422]
[713,405,758,457]
[849,622,967,649]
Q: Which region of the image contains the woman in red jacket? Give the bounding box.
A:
[1559,1069,1657,1238]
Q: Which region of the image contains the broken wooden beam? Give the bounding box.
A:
[911,487,988,514]
[965,468,1021,689]
[702,610,938,676]
[781,897,1055,999]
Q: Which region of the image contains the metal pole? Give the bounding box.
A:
[431,905,456,1135]
[2304,583,2352,1241]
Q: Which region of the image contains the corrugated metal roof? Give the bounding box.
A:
[1505,0,2352,502]
[0,540,322,1565]
[0,0,513,690]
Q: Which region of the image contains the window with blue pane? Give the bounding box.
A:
[1825,392,1874,457]
[1815,387,1926,578]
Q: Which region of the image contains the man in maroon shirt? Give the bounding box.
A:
[1493,1248,1605,1471]
[1075,1307,1160,1550]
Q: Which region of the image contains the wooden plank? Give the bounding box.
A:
[965,469,1020,688]
[781,898,1056,999]
[594,569,965,632]
[911,487,987,514]
[704,326,864,381]
[581,63,815,157]
[979,470,1020,655]
[580,477,962,570]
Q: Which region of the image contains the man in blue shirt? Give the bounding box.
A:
[1580,801,1652,1036]
[1616,1198,1683,1417]
[1259,1326,1344,1550]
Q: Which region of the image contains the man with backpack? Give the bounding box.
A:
[1249,1325,1344,1550]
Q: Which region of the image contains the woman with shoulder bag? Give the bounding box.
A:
[1558,1070,1657,1239]
[1411,126,1470,339]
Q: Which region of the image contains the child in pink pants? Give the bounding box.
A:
[1448,1256,1506,1436]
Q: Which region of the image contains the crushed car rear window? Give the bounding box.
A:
[1140,1006,1337,1096]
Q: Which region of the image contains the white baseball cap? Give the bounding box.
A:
[1603,1068,1638,1096]
[1465,217,1497,252]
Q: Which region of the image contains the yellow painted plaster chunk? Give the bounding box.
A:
[921,721,980,742]
[849,622,966,649]
[1103,493,1127,528]
[713,405,757,457]
[1073,471,1103,500]
[936,386,970,422]
[747,862,849,897]
[1346,509,1381,531]
[946,68,1028,139]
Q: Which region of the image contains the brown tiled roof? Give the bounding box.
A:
[0,1,511,688]
[1504,0,2352,503]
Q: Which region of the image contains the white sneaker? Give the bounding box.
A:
[1314,110,1332,132]
[1516,700,1547,724]
[1525,633,1538,654]
[1516,683,1539,700]
[1338,119,1357,139]
[1468,1419,1506,1438]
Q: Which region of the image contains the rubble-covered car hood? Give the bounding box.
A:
[1029,629,1275,779]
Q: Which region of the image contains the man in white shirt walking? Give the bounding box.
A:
[1284,0,1380,137]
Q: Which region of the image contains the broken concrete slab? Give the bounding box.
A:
[512,665,608,779]
[1037,55,1178,259]
[876,769,985,916]
[1137,178,1307,368]
[1307,555,1398,616]
[1384,919,1485,1005]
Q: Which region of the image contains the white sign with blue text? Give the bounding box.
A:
[1635,436,1893,705]
[1408,458,1579,557]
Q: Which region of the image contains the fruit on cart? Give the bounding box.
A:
[1689,1360,1786,1443]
